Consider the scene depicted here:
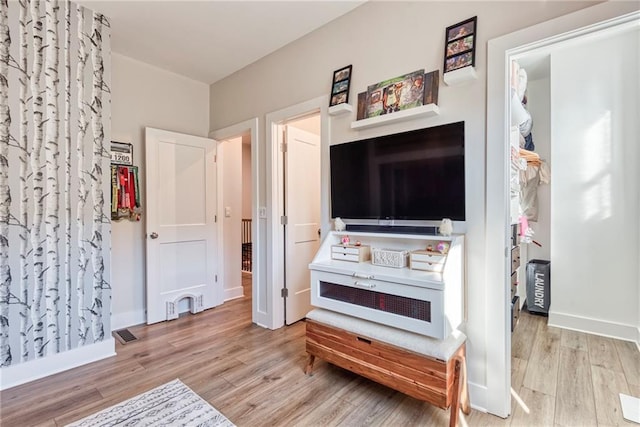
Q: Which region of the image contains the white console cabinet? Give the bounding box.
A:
[309,231,464,340]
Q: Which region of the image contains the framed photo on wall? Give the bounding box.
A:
[330,65,352,106]
[443,16,477,73]
[365,69,424,118]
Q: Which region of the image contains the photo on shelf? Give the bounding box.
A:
[330,64,352,106]
[356,91,367,120]
[444,16,477,74]
[446,16,476,42]
[365,69,425,118]
[445,52,474,73]
[423,70,440,106]
[330,91,348,106]
[333,80,349,94]
[446,35,474,57]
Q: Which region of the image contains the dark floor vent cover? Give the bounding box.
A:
[114,328,138,344]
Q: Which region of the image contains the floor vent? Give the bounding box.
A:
[114,328,138,344]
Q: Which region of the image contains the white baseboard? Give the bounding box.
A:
[549,311,639,344]
[468,381,488,413]
[0,338,116,390]
[111,309,146,330]
[224,286,244,302]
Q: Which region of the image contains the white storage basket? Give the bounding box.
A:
[371,248,409,268]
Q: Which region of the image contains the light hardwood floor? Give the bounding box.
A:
[1,274,638,426]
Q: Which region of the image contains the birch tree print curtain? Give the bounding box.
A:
[0,0,111,367]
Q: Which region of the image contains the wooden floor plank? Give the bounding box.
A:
[290,389,357,426]
[522,320,561,396]
[561,328,589,351]
[614,340,640,387]
[591,365,635,426]
[511,357,528,392]
[509,386,555,427]
[379,394,446,426]
[511,308,542,360]
[1,387,104,427]
[460,409,511,426]
[339,388,407,426]
[555,347,597,426]
[588,334,624,373]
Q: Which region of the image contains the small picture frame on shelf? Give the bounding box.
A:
[356,92,367,120]
[443,16,477,73]
[330,65,352,106]
[423,70,439,106]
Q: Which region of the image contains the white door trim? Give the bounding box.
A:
[266,96,329,329]
[209,118,265,326]
[486,3,639,417]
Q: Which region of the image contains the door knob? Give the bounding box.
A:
[150,232,158,239]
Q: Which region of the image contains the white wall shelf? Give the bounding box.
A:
[350,103,439,130]
[328,103,353,116]
[443,67,478,86]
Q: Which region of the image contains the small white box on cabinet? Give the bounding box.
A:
[371,248,409,268]
[331,244,370,263]
[410,250,447,272]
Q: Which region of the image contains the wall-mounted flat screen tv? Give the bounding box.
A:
[330,121,465,221]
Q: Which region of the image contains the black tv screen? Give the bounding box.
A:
[330,121,465,221]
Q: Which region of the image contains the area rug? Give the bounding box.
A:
[66,379,235,427]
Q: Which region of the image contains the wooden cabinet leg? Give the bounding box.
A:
[449,357,462,427]
[460,354,471,415]
[305,354,316,375]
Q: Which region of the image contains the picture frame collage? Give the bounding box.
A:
[443,16,477,74]
[330,65,352,107]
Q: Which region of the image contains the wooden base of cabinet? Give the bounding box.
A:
[305,319,470,427]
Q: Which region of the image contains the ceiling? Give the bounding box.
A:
[77,1,365,85]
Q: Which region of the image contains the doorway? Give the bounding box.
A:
[218,134,251,302]
[486,3,640,417]
[210,118,262,326]
[266,96,329,329]
[281,115,321,325]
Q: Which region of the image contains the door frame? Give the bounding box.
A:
[209,118,263,326]
[485,3,639,417]
[266,96,329,329]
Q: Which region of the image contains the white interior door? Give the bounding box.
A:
[284,125,321,324]
[145,127,219,324]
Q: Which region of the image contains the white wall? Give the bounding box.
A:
[111,53,209,329]
[242,137,252,219]
[209,0,599,411]
[549,27,639,340]
[288,115,321,135]
[222,137,243,300]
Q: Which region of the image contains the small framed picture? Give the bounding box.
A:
[330,92,347,106]
[330,65,352,106]
[446,35,474,57]
[445,52,474,73]
[444,16,477,73]
[333,65,352,83]
[446,17,476,42]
